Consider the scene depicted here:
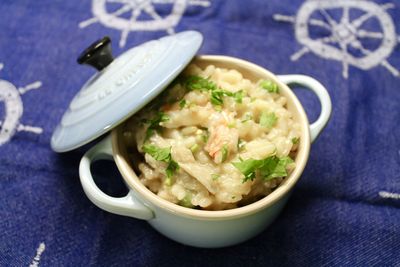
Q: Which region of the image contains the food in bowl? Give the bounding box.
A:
[126,64,301,210]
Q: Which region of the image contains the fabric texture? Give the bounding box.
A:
[0,0,399,266]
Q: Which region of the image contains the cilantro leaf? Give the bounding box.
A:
[179,99,186,109]
[233,90,244,103]
[211,174,220,181]
[144,112,169,140]
[260,80,279,93]
[142,144,180,179]
[232,158,264,182]
[210,89,237,106]
[259,156,293,180]
[179,194,194,208]
[259,111,277,128]
[142,144,171,162]
[190,144,199,153]
[292,137,300,144]
[232,156,294,183]
[166,160,179,178]
[210,90,224,105]
[184,75,217,91]
[201,132,209,143]
[182,76,246,106]
[221,144,229,162]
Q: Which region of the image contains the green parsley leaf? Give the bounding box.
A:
[182,76,245,106]
[142,144,171,162]
[232,158,264,182]
[259,156,293,180]
[145,128,155,140]
[166,160,179,178]
[210,90,224,106]
[201,132,209,143]
[214,105,222,112]
[233,90,244,103]
[260,80,279,93]
[210,89,236,106]
[142,144,179,179]
[144,112,169,140]
[165,176,173,186]
[211,174,220,181]
[228,121,236,128]
[232,156,294,183]
[259,111,277,128]
[179,194,194,208]
[179,99,186,109]
[292,137,300,144]
[184,75,217,91]
[190,144,199,153]
[221,144,229,162]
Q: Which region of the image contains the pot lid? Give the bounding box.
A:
[51,31,203,152]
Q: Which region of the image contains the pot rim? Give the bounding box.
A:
[112,55,311,220]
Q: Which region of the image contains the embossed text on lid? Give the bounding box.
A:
[51,31,203,152]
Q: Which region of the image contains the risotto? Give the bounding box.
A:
[126,64,301,210]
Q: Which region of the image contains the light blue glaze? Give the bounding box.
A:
[78,55,332,248]
[51,31,203,152]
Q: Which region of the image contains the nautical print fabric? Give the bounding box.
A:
[0,0,399,266]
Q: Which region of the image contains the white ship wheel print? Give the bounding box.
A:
[0,63,43,146]
[79,0,211,47]
[273,0,400,79]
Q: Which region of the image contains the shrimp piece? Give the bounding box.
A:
[205,112,239,163]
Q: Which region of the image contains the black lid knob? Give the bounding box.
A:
[77,36,114,71]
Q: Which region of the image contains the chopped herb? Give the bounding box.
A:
[231,196,236,199]
[232,156,294,183]
[144,112,169,140]
[232,158,264,181]
[184,75,217,91]
[190,144,199,153]
[179,99,186,109]
[201,132,209,143]
[259,156,293,180]
[210,89,236,106]
[210,90,225,106]
[211,89,245,106]
[179,194,194,208]
[221,144,229,162]
[211,174,220,181]
[142,144,179,179]
[228,121,236,128]
[259,111,277,128]
[183,76,246,106]
[166,160,179,179]
[233,90,244,103]
[165,176,173,186]
[260,80,279,93]
[142,144,170,162]
[292,137,300,144]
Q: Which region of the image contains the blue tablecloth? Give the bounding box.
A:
[1,0,399,266]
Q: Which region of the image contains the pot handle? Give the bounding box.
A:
[79,135,154,220]
[277,74,332,142]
